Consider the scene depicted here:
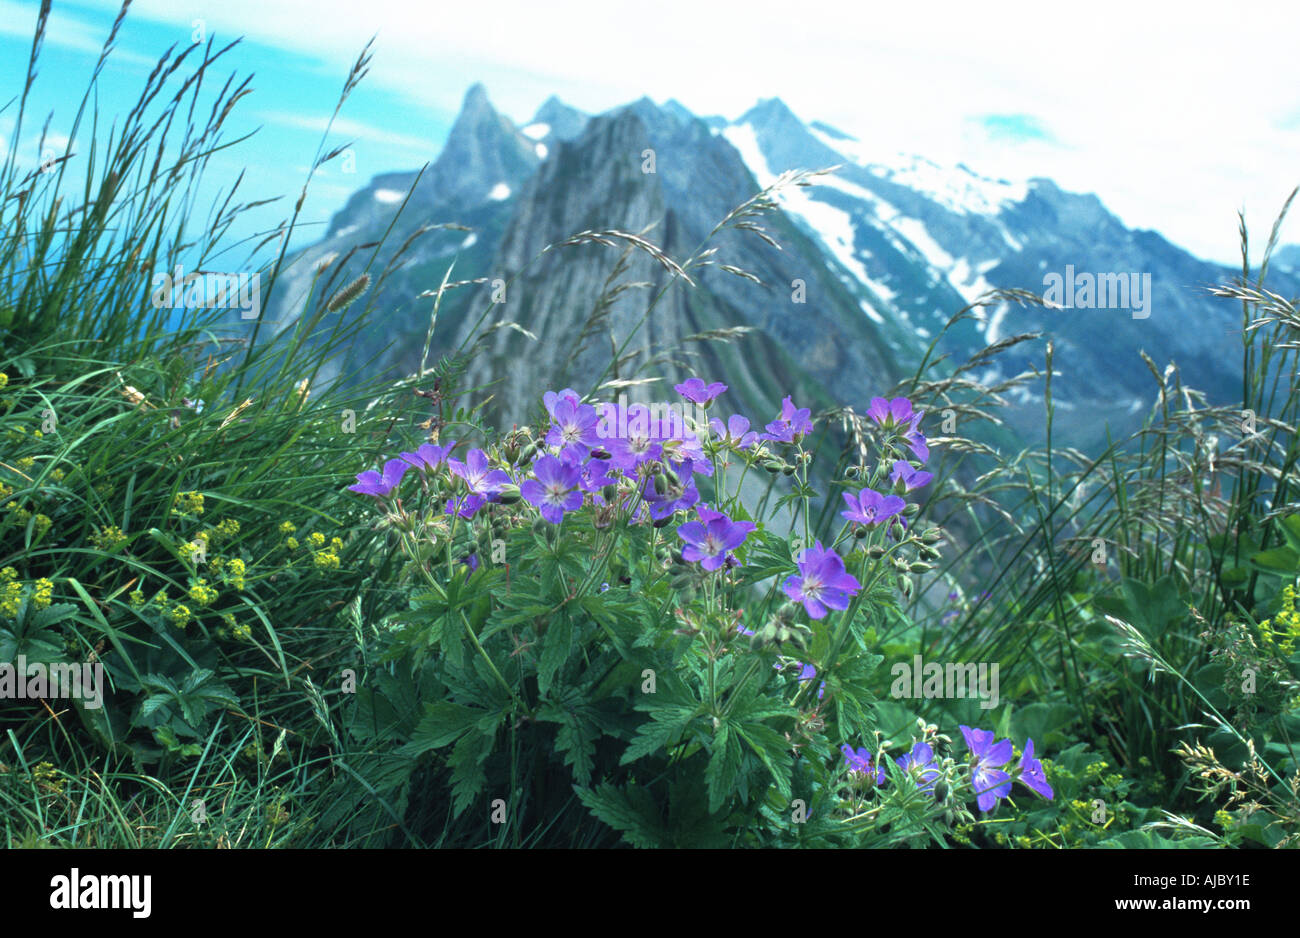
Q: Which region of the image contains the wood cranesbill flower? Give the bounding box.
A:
[841,486,906,526]
[960,725,1013,812]
[762,396,814,443]
[709,413,759,450]
[896,741,942,795]
[543,387,582,419]
[676,507,754,571]
[890,459,933,492]
[399,441,455,473]
[347,458,410,497]
[842,744,885,784]
[782,541,861,619]
[866,396,918,428]
[448,449,512,499]
[674,377,727,406]
[1016,738,1054,800]
[520,454,584,524]
[545,397,601,458]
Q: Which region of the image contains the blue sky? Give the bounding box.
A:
[3,0,1298,268]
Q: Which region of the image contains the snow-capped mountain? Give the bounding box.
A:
[263,86,1294,446]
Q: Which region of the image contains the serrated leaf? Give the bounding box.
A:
[537,612,573,697]
[403,701,483,755]
[576,783,665,848]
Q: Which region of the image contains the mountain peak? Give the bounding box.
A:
[530,95,588,142]
[425,83,539,205]
[739,97,801,129]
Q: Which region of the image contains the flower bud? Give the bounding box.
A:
[591,447,611,460]
[496,483,521,505]
[908,561,932,573]
[890,522,906,540]
[854,525,868,538]
[519,443,539,464]
[602,483,618,502]
[653,472,669,496]
[903,502,921,517]
[922,528,943,544]
[762,458,784,474]
[868,545,886,559]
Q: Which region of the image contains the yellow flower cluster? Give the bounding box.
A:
[89,524,128,551]
[1257,583,1300,657]
[0,567,21,619]
[0,372,7,389]
[219,612,252,642]
[166,603,193,628]
[311,534,344,570]
[213,518,240,540]
[33,578,53,609]
[172,490,205,516]
[128,589,145,607]
[187,578,219,607]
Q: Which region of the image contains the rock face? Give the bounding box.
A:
[264,85,1297,446]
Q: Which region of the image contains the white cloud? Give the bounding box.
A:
[74,0,1300,262]
[255,111,435,157]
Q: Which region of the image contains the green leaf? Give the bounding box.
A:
[705,723,743,814]
[537,611,573,697]
[576,782,665,848]
[403,701,484,755]
[1249,547,1300,574]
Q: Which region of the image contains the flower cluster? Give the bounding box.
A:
[960,725,1053,812]
[839,726,1053,816]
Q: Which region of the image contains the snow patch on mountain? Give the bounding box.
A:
[488,182,511,201]
[521,122,550,140]
[374,189,404,204]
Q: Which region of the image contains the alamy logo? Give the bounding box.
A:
[1042,265,1151,319]
[890,654,999,710]
[50,869,151,918]
[0,657,104,709]
[150,264,261,320]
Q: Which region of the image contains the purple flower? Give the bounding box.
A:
[841,487,906,527]
[782,541,861,619]
[445,493,487,519]
[399,441,455,473]
[543,388,582,420]
[578,456,616,496]
[449,449,512,498]
[676,508,754,571]
[796,662,826,700]
[674,377,727,405]
[896,741,942,795]
[545,397,601,458]
[461,553,480,578]
[520,455,584,524]
[347,458,410,497]
[960,725,1014,813]
[639,474,700,522]
[903,415,929,462]
[842,745,885,785]
[763,396,813,444]
[866,396,918,428]
[890,460,933,492]
[709,414,759,450]
[1017,739,1054,801]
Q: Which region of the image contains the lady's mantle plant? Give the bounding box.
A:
[347,383,1053,846]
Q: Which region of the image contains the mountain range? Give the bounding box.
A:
[262,84,1299,450]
